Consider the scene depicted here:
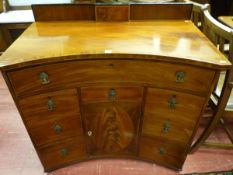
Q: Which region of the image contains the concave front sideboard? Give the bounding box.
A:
[0,21,231,171]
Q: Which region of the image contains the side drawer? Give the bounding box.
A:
[139,136,186,170]
[18,89,84,146]
[18,89,80,124]
[39,137,86,171]
[28,115,83,147]
[8,60,215,96]
[142,88,205,144]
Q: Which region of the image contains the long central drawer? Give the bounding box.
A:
[8,60,215,97]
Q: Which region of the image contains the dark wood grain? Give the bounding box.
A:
[32,4,95,21]
[0,23,30,52]
[139,136,186,170]
[95,5,129,21]
[39,137,86,171]
[32,3,192,22]
[142,88,205,144]
[18,89,80,121]
[82,101,142,156]
[0,29,8,52]
[18,89,83,146]
[28,115,83,147]
[81,86,143,103]
[130,3,192,20]
[8,60,215,97]
[81,86,143,156]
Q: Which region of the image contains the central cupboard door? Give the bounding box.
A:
[81,86,143,157]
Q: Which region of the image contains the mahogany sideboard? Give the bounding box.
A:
[0,20,231,171]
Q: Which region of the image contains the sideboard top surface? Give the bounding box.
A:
[0,20,231,70]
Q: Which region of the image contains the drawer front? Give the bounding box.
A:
[142,88,205,144]
[82,102,141,156]
[18,89,84,146]
[81,86,143,103]
[18,89,80,124]
[139,136,186,170]
[29,115,83,146]
[8,60,215,96]
[39,137,86,171]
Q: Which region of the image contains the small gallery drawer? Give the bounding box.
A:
[18,89,80,124]
[139,136,186,170]
[28,115,83,146]
[142,88,205,144]
[39,137,86,171]
[81,86,143,103]
[8,60,215,97]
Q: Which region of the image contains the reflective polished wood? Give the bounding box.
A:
[32,3,192,22]
[0,20,230,70]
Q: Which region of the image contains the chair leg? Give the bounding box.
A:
[194,118,233,150]
[190,81,232,153]
[219,117,233,143]
[203,142,233,149]
[190,111,233,153]
[190,115,221,153]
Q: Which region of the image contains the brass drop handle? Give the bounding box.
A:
[87,130,92,137]
[60,148,68,157]
[108,88,117,99]
[47,97,55,111]
[163,120,171,133]
[159,147,166,155]
[168,95,177,108]
[176,71,185,83]
[39,72,50,85]
[54,124,62,134]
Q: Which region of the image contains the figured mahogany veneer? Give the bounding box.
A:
[31,3,192,22]
[8,60,216,97]
[95,5,130,21]
[140,136,186,169]
[81,87,143,102]
[0,20,231,172]
[81,86,143,157]
[32,4,95,21]
[18,89,83,146]
[39,137,86,170]
[143,88,206,144]
[130,3,192,20]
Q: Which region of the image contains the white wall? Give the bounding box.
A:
[8,0,72,6]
